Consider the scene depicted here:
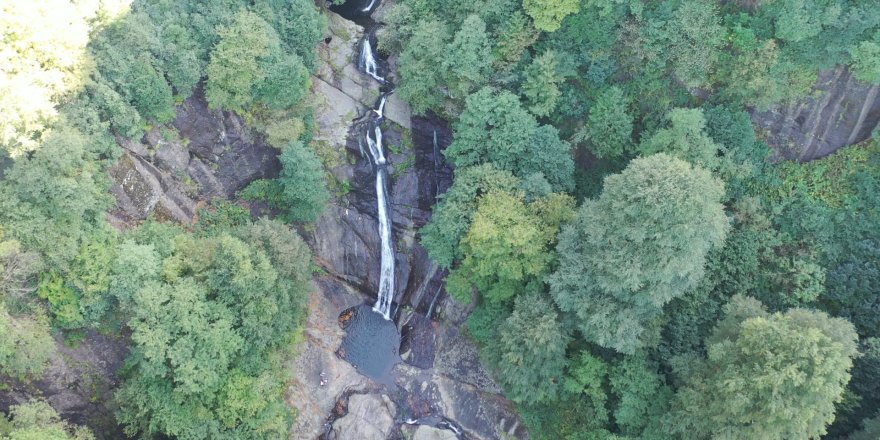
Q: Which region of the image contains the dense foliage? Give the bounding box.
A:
[3,0,880,438]
[0,400,94,440]
[384,0,880,438]
[1,0,325,437]
[115,218,311,439]
[550,154,729,354]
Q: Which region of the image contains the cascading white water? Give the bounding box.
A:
[360,39,385,83]
[361,0,378,12]
[374,95,387,117]
[366,121,395,319]
[359,36,394,319]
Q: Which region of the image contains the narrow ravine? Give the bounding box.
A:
[301,2,528,439]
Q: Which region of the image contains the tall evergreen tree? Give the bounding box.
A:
[665,295,859,440]
[550,154,728,353]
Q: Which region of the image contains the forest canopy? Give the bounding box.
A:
[389,0,880,438]
[1,0,324,438]
[1,0,879,439]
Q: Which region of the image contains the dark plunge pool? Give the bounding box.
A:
[337,304,401,385]
[329,0,378,23]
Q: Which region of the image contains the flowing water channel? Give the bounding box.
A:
[332,0,400,383]
[325,2,471,438]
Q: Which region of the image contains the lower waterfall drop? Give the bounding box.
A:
[365,115,395,320]
[359,36,394,319]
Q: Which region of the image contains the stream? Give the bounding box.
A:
[323,1,472,439]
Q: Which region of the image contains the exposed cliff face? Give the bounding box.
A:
[752,66,880,161]
[109,85,281,225]
[0,330,128,438]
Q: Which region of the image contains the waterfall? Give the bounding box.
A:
[361,0,378,12]
[426,284,442,318]
[359,35,395,320]
[432,129,440,199]
[374,95,387,117]
[360,39,385,83]
[366,124,395,319]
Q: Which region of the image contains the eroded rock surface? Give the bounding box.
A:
[310,111,453,315]
[289,278,528,440]
[303,8,526,439]
[109,85,281,224]
[0,330,128,439]
[414,426,460,440]
[328,393,397,440]
[752,65,880,161]
[286,279,371,439]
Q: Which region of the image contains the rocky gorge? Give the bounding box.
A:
[289,4,528,438]
[2,1,880,439]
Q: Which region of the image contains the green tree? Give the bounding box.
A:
[446,190,573,303]
[1,400,94,440]
[396,20,450,114]
[523,0,580,32]
[205,10,276,111]
[264,0,327,70]
[522,51,563,117]
[0,236,41,303]
[115,225,310,439]
[493,11,540,71]
[0,123,114,269]
[0,306,55,379]
[128,55,176,123]
[639,108,724,170]
[609,354,671,438]
[563,351,610,425]
[256,53,311,109]
[241,141,329,223]
[154,20,202,97]
[420,164,520,268]
[496,293,569,404]
[577,86,633,159]
[444,87,574,191]
[35,272,83,329]
[84,75,144,140]
[442,15,493,98]
[68,233,117,324]
[719,37,815,110]
[106,241,162,314]
[549,154,729,353]
[763,0,842,43]
[665,295,859,440]
[0,1,93,155]
[89,11,178,125]
[667,0,725,89]
[848,416,880,440]
[850,38,880,84]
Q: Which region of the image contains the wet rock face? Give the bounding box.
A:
[0,330,128,439]
[109,85,281,224]
[308,8,445,314]
[752,65,880,161]
[310,112,453,315]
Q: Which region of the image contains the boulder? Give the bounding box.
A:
[413,425,458,440]
[327,393,396,440]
